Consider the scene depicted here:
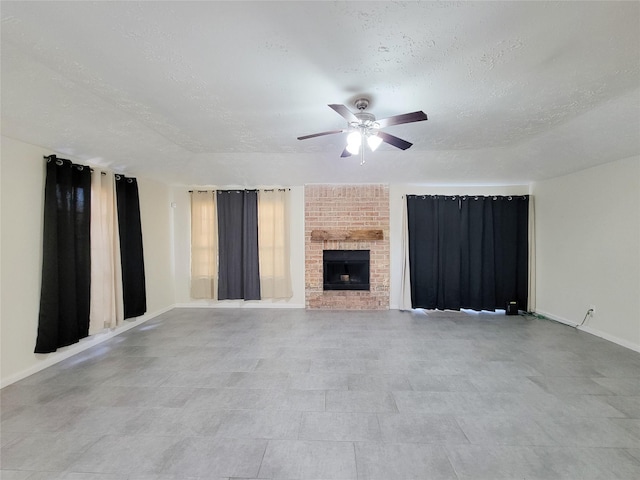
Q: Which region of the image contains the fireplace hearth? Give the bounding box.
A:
[323,250,370,291]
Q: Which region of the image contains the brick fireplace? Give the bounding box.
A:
[305,184,389,309]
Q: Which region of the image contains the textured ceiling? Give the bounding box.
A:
[1,1,639,186]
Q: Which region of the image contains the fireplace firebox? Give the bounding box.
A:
[323,250,370,291]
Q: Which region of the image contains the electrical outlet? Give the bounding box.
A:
[589,305,596,316]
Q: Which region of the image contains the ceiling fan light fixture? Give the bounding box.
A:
[346,131,362,154]
[367,133,382,151]
[346,143,360,155]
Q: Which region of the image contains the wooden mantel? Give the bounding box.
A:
[310,229,383,241]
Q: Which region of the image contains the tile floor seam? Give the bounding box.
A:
[352,440,359,480]
[443,443,464,480]
[255,438,271,479]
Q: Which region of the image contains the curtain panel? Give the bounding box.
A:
[399,197,413,310]
[217,190,261,300]
[407,195,461,310]
[527,197,537,312]
[115,175,147,319]
[407,195,529,312]
[258,189,293,299]
[89,169,124,334]
[35,156,92,353]
[190,191,218,299]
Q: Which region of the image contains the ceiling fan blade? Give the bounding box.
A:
[297,129,345,140]
[377,131,413,150]
[340,147,352,158]
[376,111,428,128]
[328,104,358,123]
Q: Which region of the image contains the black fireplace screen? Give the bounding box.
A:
[323,250,370,291]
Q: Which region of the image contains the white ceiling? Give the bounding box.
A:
[2,1,639,186]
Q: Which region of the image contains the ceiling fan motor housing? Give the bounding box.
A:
[352,99,378,130]
[353,111,377,127]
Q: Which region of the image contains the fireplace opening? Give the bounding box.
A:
[323,250,370,291]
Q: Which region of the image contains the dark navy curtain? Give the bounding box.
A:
[35,156,91,353]
[407,195,529,312]
[216,190,260,300]
[115,175,146,319]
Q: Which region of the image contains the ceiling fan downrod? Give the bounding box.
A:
[352,98,377,127]
[354,98,369,111]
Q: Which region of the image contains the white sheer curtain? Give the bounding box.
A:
[399,195,413,310]
[258,189,292,299]
[89,169,124,334]
[190,191,218,299]
[528,195,536,312]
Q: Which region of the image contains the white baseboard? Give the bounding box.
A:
[578,325,640,353]
[535,309,579,327]
[174,301,305,309]
[535,309,640,354]
[0,305,175,389]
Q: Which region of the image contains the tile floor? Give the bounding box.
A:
[1,308,640,479]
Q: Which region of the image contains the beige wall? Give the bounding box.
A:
[171,185,306,308]
[1,136,47,384]
[0,136,175,386]
[533,156,640,350]
[138,176,176,313]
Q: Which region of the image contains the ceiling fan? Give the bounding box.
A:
[297,98,428,162]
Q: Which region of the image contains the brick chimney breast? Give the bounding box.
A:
[305,185,390,310]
